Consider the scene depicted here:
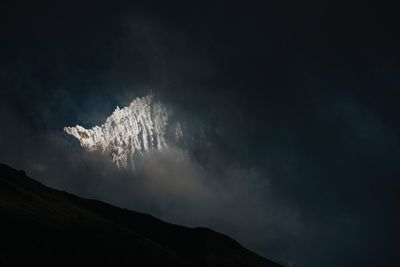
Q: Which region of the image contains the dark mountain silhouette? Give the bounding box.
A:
[0,164,283,267]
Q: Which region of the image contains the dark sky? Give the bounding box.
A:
[1,1,399,267]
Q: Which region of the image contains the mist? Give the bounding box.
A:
[1,1,399,266]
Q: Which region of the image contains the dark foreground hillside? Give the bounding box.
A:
[0,164,283,267]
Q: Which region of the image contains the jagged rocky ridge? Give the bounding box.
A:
[64,95,183,169]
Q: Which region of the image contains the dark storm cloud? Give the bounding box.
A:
[1,1,400,267]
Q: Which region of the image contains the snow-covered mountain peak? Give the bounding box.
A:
[64,95,180,169]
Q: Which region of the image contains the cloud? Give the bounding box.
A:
[1,61,399,266]
[1,4,400,266]
[11,130,299,265]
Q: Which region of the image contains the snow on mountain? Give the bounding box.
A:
[64,95,181,169]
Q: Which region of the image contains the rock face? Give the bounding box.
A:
[64,95,181,169]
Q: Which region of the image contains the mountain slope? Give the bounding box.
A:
[0,164,283,267]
